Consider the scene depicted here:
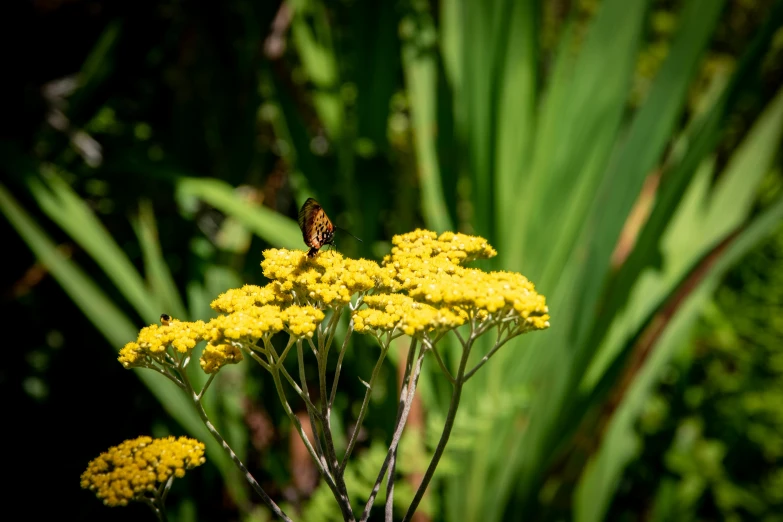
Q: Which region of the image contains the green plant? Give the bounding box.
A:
[105,232,549,520]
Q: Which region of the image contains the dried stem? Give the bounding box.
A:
[340,339,390,472]
[361,337,425,521]
[401,334,474,522]
[181,369,292,522]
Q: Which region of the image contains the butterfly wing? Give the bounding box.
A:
[298,198,335,255]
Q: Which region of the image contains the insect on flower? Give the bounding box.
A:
[160,314,172,326]
[298,198,362,258]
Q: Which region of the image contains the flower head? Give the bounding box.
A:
[262,248,381,307]
[353,293,467,337]
[368,231,549,337]
[119,318,206,368]
[200,342,243,374]
[282,305,326,338]
[210,284,288,313]
[204,305,284,343]
[379,230,497,292]
[81,436,206,507]
[406,267,549,327]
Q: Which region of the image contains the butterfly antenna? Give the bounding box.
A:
[334,226,363,242]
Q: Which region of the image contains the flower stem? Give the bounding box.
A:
[401,336,473,522]
[140,496,168,522]
[330,319,354,408]
[182,375,292,522]
[295,341,326,462]
[340,341,389,472]
[361,338,424,521]
[317,334,355,521]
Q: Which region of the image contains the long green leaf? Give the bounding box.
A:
[402,4,453,233]
[132,199,188,320]
[494,0,538,253]
[0,184,240,502]
[28,167,160,323]
[176,177,302,250]
[574,191,783,522]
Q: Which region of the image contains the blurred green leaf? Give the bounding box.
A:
[176,177,302,250]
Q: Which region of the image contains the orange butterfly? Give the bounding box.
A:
[298,198,362,257]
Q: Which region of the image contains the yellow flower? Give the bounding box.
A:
[406,267,550,328]
[81,436,206,507]
[262,248,381,307]
[200,342,243,374]
[118,318,206,368]
[380,230,497,292]
[282,305,326,338]
[204,305,285,343]
[210,284,288,313]
[353,293,467,337]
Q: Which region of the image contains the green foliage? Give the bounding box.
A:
[610,218,783,521]
[3,0,783,520]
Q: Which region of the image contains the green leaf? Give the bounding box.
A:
[176,177,302,250]
[132,199,188,320]
[402,5,453,233]
[0,183,241,502]
[27,167,160,323]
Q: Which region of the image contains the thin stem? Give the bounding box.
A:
[429,341,456,384]
[159,475,175,504]
[279,363,321,413]
[256,339,320,413]
[323,306,343,357]
[385,336,425,522]
[296,341,326,462]
[330,318,354,408]
[245,348,273,373]
[401,337,473,522]
[197,373,217,401]
[361,338,424,521]
[317,332,355,521]
[277,336,297,365]
[463,332,517,381]
[453,327,466,348]
[146,362,185,388]
[269,347,340,496]
[181,373,292,521]
[139,495,168,522]
[340,341,390,472]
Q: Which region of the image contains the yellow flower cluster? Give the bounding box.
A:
[358,229,550,335]
[262,249,380,306]
[204,305,284,342]
[200,342,243,374]
[405,268,549,330]
[210,284,287,313]
[119,229,548,375]
[119,319,207,368]
[353,294,467,336]
[379,229,497,292]
[80,436,205,507]
[282,305,326,338]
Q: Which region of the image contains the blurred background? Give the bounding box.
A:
[3,0,783,520]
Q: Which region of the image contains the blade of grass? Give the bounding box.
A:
[132,199,188,320]
[27,167,161,323]
[578,0,783,388]
[477,0,650,518]
[510,0,648,280]
[0,183,242,503]
[494,0,538,254]
[401,4,453,233]
[176,177,301,249]
[574,191,783,522]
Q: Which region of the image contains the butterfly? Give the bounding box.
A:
[298,198,362,257]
